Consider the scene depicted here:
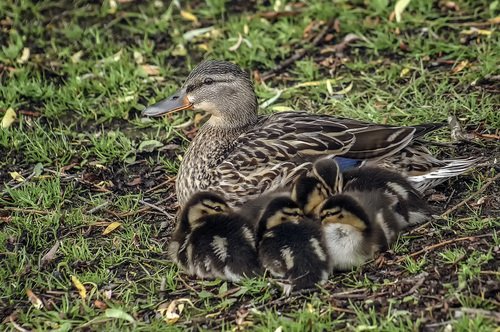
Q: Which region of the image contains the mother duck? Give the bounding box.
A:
[142,60,475,208]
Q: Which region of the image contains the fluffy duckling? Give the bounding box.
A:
[310,158,431,228]
[257,196,330,294]
[171,191,260,281]
[319,191,400,271]
[291,175,329,217]
[342,166,431,228]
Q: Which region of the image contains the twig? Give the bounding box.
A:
[87,201,111,214]
[440,173,500,217]
[139,199,175,218]
[6,170,37,191]
[393,233,493,264]
[0,207,52,215]
[261,20,333,81]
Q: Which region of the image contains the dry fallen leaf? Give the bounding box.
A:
[180,10,198,23]
[133,50,144,64]
[41,241,60,265]
[9,171,25,182]
[400,67,411,78]
[460,28,492,36]
[71,275,87,299]
[140,64,160,76]
[108,0,118,14]
[2,108,17,128]
[228,33,243,52]
[94,299,108,310]
[451,60,468,74]
[103,222,122,235]
[17,47,30,64]
[71,51,83,64]
[394,0,411,23]
[26,289,43,309]
[158,299,194,324]
[333,82,353,95]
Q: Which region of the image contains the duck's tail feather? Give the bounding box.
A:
[407,157,481,192]
[412,122,446,138]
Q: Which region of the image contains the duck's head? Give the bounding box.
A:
[142,60,258,127]
[319,194,369,232]
[312,158,343,195]
[181,191,230,227]
[291,175,329,216]
[257,196,304,238]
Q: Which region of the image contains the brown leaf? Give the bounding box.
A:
[451,60,468,74]
[126,177,142,186]
[140,64,160,76]
[41,241,60,265]
[26,289,43,309]
[94,300,108,310]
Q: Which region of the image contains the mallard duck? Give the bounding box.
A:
[310,158,431,228]
[256,196,330,293]
[142,60,477,208]
[172,191,260,281]
[319,192,400,271]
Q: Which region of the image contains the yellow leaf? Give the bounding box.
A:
[2,108,17,128]
[133,50,144,64]
[326,79,334,95]
[333,82,354,95]
[158,299,194,325]
[180,10,198,23]
[71,275,87,299]
[9,171,25,182]
[71,51,83,64]
[460,28,492,36]
[451,60,468,74]
[394,0,411,23]
[26,289,43,309]
[17,47,30,64]
[103,222,122,235]
[400,67,411,78]
[108,0,118,14]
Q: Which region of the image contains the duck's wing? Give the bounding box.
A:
[216,112,417,204]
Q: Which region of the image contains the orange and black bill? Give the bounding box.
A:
[142,88,193,117]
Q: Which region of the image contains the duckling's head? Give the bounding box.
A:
[312,158,343,194]
[181,191,230,227]
[142,60,258,127]
[291,175,329,216]
[319,194,370,232]
[258,196,304,231]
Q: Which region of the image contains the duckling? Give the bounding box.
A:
[342,166,431,228]
[257,196,330,294]
[291,175,329,217]
[172,191,260,281]
[310,158,431,228]
[168,192,230,273]
[319,191,400,271]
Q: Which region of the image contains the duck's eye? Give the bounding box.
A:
[203,78,214,85]
[212,206,223,212]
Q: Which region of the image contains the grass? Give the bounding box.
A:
[1,0,499,330]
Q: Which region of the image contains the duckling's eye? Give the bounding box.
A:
[212,206,223,212]
[203,78,214,85]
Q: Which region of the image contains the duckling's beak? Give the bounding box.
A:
[142,88,193,117]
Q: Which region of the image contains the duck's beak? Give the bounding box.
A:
[142,88,193,117]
